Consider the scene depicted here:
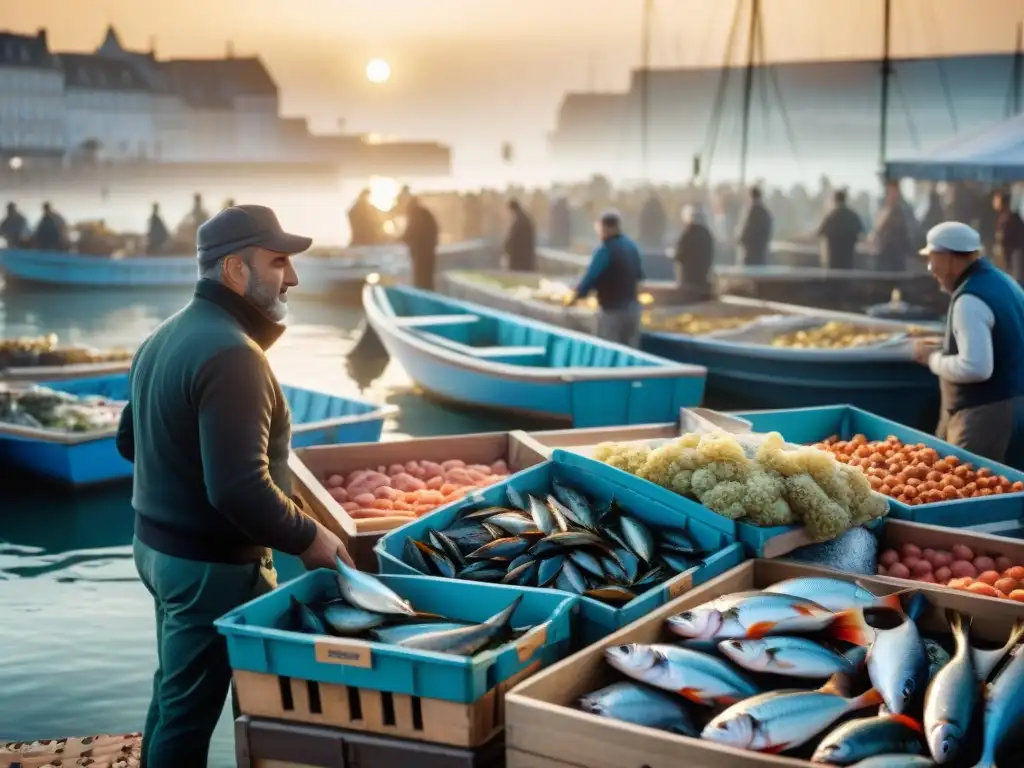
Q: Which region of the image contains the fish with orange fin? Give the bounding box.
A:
[666,591,837,640]
[604,642,759,706]
[811,714,927,764]
[701,673,883,754]
[764,577,908,613]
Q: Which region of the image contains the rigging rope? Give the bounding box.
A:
[700,0,746,182]
[921,0,959,132]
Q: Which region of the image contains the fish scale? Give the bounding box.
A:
[924,610,978,764]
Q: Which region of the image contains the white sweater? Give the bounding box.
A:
[928,294,995,384]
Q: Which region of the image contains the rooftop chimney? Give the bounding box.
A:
[37,28,48,49]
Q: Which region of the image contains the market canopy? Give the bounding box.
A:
[885,113,1024,183]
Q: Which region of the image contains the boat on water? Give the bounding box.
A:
[361,279,707,427]
[436,269,941,431]
[0,374,396,487]
[0,335,135,384]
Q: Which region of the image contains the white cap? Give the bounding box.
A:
[919,221,981,257]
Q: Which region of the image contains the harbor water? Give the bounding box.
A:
[0,282,540,766]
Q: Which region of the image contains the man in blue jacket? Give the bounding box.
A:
[567,210,645,346]
[914,221,1024,461]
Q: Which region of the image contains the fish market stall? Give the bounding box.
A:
[215,560,577,749]
[289,431,551,570]
[0,334,134,383]
[0,374,395,487]
[505,558,1024,768]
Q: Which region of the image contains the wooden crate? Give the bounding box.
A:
[0,733,140,768]
[290,432,550,571]
[234,660,539,749]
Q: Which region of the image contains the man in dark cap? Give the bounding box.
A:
[115,204,353,768]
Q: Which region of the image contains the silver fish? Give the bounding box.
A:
[864,612,928,715]
[427,529,465,568]
[619,516,655,563]
[543,496,570,532]
[537,555,565,586]
[459,506,513,521]
[568,549,604,579]
[848,757,934,768]
[323,601,387,635]
[666,592,835,640]
[604,643,760,706]
[702,683,883,753]
[481,521,506,539]
[335,556,415,616]
[486,512,540,536]
[527,494,556,534]
[506,486,528,511]
[765,577,904,613]
[291,595,328,635]
[924,610,977,764]
[370,622,471,644]
[578,682,698,736]
[395,595,522,656]
[811,715,926,765]
[719,637,857,679]
[414,540,457,577]
[467,537,529,561]
[973,643,1024,768]
[971,618,1024,682]
[552,481,596,529]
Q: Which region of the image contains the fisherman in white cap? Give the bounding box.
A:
[914,221,1024,461]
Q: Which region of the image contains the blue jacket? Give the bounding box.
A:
[941,258,1024,412]
[575,234,645,311]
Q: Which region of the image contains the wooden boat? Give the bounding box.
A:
[0,374,396,487]
[0,732,141,767]
[362,280,707,427]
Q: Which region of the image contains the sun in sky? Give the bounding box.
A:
[365,58,391,84]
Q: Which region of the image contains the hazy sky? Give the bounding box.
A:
[2,0,1023,177]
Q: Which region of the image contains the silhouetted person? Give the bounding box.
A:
[870,181,915,272]
[461,193,483,240]
[33,202,66,251]
[189,193,209,228]
[0,202,29,247]
[816,189,864,270]
[920,187,945,236]
[638,191,667,251]
[673,205,715,301]
[994,191,1024,282]
[403,196,439,290]
[737,187,773,266]
[147,203,169,255]
[348,189,381,246]
[504,199,536,271]
[549,196,571,249]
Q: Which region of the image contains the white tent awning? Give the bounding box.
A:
[885,113,1024,182]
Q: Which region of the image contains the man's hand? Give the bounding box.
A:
[913,338,941,366]
[299,521,355,570]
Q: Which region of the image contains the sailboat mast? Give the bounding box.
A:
[879,0,892,172]
[640,0,653,178]
[1014,21,1023,115]
[738,0,759,186]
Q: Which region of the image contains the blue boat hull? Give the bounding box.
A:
[364,283,707,427]
[641,332,941,431]
[0,375,392,487]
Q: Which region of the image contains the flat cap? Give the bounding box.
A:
[919,221,981,257]
[197,204,312,268]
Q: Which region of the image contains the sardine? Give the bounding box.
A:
[414,540,457,577]
[335,556,414,616]
[924,610,977,764]
[765,577,903,613]
[466,536,529,561]
[848,757,934,768]
[290,595,328,635]
[486,512,540,536]
[551,480,597,529]
[719,637,857,679]
[972,644,1024,768]
[395,594,522,656]
[537,554,565,586]
[568,549,604,578]
[527,494,556,534]
[811,715,926,765]
[427,529,465,568]
[970,618,1024,681]
[701,681,883,753]
[862,612,929,715]
[323,600,387,635]
[667,592,836,640]
[604,643,760,706]
[506,486,528,511]
[370,622,471,644]
[578,682,698,736]
[619,515,655,563]
[583,585,636,605]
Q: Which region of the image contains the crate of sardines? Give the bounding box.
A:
[215,558,577,748]
[374,449,745,646]
[505,558,1024,768]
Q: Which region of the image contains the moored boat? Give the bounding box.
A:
[361,279,707,427]
[0,335,134,384]
[0,374,396,487]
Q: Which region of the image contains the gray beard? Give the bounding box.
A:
[245,269,288,322]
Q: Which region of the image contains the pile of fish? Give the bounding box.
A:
[399,479,710,606]
[285,556,539,657]
[577,576,1024,766]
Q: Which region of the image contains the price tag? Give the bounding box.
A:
[315,639,373,668]
[667,571,694,600]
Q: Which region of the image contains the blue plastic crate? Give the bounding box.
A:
[214,571,577,705]
[374,450,745,646]
[735,405,1024,528]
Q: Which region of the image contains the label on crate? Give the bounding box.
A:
[667,571,694,599]
[314,639,373,668]
[515,625,548,663]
